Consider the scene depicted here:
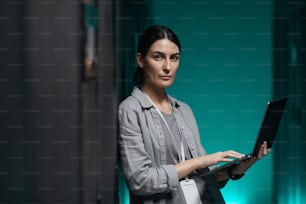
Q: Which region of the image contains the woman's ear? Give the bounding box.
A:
[136,53,144,69]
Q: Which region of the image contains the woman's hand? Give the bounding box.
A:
[197,150,245,168]
[176,150,244,179]
[232,141,270,175]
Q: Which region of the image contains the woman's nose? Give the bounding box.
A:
[163,59,171,72]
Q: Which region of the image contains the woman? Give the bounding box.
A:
[118,25,270,204]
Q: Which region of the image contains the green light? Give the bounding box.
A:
[84,4,98,27]
[222,189,244,204]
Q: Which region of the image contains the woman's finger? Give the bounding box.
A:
[224,150,244,159]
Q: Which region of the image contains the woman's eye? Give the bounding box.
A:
[154,55,162,61]
[171,55,179,62]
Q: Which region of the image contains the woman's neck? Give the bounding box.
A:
[142,85,166,102]
[141,85,172,114]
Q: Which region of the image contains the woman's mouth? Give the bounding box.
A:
[160,75,172,80]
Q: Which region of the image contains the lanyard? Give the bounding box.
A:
[144,93,185,162]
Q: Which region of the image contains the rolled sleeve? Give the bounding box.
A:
[160,165,179,191]
[127,164,179,195]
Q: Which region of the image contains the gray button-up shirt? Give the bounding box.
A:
[118,86,225,204]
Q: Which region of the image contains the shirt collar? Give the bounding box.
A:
[131,86,180,109]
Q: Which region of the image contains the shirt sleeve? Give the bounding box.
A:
[118,102,179,196]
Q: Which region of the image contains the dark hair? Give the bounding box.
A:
[133,25,181,85]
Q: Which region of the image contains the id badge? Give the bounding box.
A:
[180,179,203,204]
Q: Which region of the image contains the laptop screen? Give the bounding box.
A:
[201,97,288,177]
[251,97,287,157]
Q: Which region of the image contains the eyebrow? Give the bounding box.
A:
[152,51,180,56]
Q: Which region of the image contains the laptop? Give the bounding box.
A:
[201,97,288,177]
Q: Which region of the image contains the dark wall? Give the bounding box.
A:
[0,1,24,203]
[22,1,82,203]
[0,0,117,203]
[273,0,306,203]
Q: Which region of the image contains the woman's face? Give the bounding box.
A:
[137,39,180,90]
